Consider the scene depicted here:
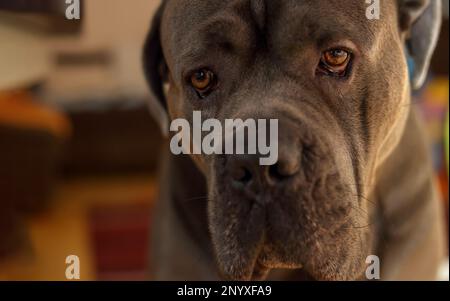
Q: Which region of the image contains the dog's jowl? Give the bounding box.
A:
[143,0,446,281]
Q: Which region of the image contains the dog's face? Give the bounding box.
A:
[144,0,441,280]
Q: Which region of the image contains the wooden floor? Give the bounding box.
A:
[0,174,156,281]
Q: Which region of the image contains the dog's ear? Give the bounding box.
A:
[143,1,169,136]
[398,0,442,90]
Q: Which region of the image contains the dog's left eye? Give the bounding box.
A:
[317,49,351,77]
[189,69,217,98]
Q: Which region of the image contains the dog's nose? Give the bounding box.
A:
[228,151,300,191]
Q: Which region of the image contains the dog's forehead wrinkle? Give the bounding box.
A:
[163,0,395,69]
[250,0,266,31]
[177,2,275,61]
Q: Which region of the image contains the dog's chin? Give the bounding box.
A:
[214,249,304,281]
[209,191,370,281]
[214,237,367,281]
[213,239,365,281]
[213,237,365,281]
[251,257,304,280]
[216,245,306,281]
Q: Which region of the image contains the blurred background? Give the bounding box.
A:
[0,0,448,280]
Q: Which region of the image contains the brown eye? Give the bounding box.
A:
[319,49,351,76]
[190,69,216,97]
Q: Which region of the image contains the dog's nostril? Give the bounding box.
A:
[269,160,299,181]
[269,163,285,181]
[231,166,252,184]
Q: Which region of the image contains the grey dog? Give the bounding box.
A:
[143,0,446,280]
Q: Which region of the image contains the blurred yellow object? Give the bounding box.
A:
[424,78,450,106]
[0,90,71,138]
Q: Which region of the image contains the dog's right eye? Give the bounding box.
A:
[189,69,217,98]
[317,48,352,78]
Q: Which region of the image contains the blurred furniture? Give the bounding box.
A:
[61,99,163,176]
[0,90,70,257]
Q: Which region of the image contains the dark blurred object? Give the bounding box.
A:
[62,99,163,176]
[0,91,70,258]
[89,203,151,280]
[0,0,82,35]
[0,126,65,213]
[0,202,28,258]
[430,19,449,76]
[0,91,70,212]
[0,0,64,13]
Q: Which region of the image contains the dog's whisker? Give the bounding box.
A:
[345,217,379,230]
[341,186,378,208]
